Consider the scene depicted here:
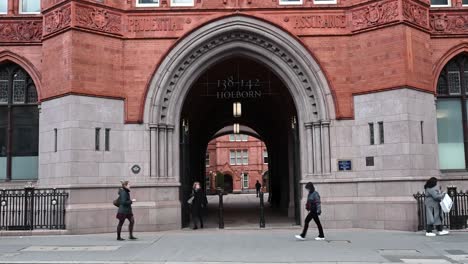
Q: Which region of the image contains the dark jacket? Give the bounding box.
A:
[255,182,261,190]
[306,191,321,215]
[190,189,207,214]
[118,187,133,215]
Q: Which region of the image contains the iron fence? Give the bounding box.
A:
[413,187,468,231]
[0,187,68,230]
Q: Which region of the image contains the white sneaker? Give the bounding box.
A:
[315,237,325,241]
[425,232,436,237]
[438,230,449,236]
[295,235,305,241]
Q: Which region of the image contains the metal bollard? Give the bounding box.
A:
[218,189,224,229]
[260,191,265,228]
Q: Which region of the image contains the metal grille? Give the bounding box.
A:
[26,84,38,103]
[448,71,461,95]
[414,188,468,231]
[437,75,448,95]
[12,70,26,104]
[0,188,68,230]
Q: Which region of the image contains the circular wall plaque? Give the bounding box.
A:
[131,165,141,174]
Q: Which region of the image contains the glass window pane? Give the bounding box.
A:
[27,84,38,103]
[436,99,465,169]
[20,0,41,13]
[464,72,468,94]
[230,151,235,165]
[13,70,26,103]
[0,1,7,13]
[0,70,8,104]
[0,108,7,180]
[280,0,303,4]
[431,0,449,4]
[242,150,248,165]
[448,71,461,95]
[229,134,235,141]
[437,75,448,95]
[138,0,159,4]
[464,0,468,5]
[171,0,193,5]
[11,106,39,180]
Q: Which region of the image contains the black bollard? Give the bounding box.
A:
[218,189,224,229]
[260,191,265,228]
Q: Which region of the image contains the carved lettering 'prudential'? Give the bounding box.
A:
[128,17,186,32]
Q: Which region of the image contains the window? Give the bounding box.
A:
[378,122,384,144]
[205,153,210,167]
[313,0,337,4]
[19,0,41,14]
[0,1,7,14]
[279,0,303,5]
[263,150,268,164]
[105,128,110,151]
[136,0,159,7]
[171,0,194,6]
[430,0,450,7]
[229,134,248,142]
[369,123,375,145]
[420,121,424,144]
[436,54,468,170]
[0,63,39,181]
[95,128,100,151]
[54,128,57,152]
[464,0,468,6]
[230,150,248,165]
[242,173,249,189]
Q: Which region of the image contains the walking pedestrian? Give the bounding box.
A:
[255,180,262,197]
[295,182,325,241]
[189,181,208,229]
[424,177,449,237]
[116,180,137,241]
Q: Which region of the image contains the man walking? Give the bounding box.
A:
[255,180,262,197]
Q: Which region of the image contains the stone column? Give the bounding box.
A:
[149,124,159,178]
[167,125,174,179]
[321,121,331,174]
[305,122,314,175]
[158,125,167,178]
[313,122,322,174]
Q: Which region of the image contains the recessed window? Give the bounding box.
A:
[279,0,303,5]
[369,123,375,145]
[95,128,100,151]
[229,134,248,142]
[463,0,468,6]
[420,121,424,144]
[205,153,210,167]
[136,0,159,7]
[54,128,57,152]
[430,0,450,7]
[378,122,384,144]
[19,0,41,14]
[366,157,374,167]
[242,173,249,189]
[263,150,268,164]
[0,1,7,14]
[230,150,248,165]
[105,128,110,151]
[171,0,194,6]
[313,0,337,4]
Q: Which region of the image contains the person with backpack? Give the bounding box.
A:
[295,182,325,241]
[424,177,449,237]
[115,180,137,241]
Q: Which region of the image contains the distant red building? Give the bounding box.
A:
[205,134,268,194]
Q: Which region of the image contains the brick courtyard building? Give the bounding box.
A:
[0,0,468,233]
[205,134,268,194]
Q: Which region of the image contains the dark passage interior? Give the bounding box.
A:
[180,57,301,228]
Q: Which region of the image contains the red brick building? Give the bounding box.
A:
[205,134,268,194]
[0,0,468,233]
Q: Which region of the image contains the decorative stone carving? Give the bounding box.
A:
[0,21,42,42]
[430,13,468,34]
[402,0,429,28]
[44,4,72,35]
[75,5,122,35]
[156,31,319,123]
[351,0,399,31]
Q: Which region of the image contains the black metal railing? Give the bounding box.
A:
[413,187,468,231]
[0,187,69,230]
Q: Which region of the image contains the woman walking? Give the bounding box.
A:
[116,180,137,241]
[295,182,325,241]
[424,177,449,237]
[189,181,207,229]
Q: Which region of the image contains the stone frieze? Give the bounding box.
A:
[430,13,468,35]
[402,0,429,29]
[44,4,72,36]
[0,20,42,43]
[351,0,400,31]
[75,4,122,35]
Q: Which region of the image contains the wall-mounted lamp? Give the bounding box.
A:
[233,123,240,134]
[291,116,297,129]
[182,119,189,133]
[233,102,242,118]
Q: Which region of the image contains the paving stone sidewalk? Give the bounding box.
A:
[0,229,467,264]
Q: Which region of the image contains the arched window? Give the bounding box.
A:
[436,54,468,170]
[0,63,38,181]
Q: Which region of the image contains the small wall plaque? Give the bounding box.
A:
[338,160,352,171]
[131,165,141,174]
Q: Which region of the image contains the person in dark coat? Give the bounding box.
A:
[255,180,262,197]
[424,177,449,236]
[189,181,208,229]
[116,180,137,241]
[295,182,325,241]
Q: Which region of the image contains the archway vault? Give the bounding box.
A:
[144,15,335,182]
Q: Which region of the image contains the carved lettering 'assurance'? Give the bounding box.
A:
[293,15,347,29]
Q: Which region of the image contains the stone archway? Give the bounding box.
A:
[144,16,335,187]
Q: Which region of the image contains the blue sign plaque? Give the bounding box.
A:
[338,160,352,171]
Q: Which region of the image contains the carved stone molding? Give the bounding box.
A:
[430,13,468,34]
[75,4,122,35]
[351,0,399,31]
[44,4,72,36]
[0,21,42,43]
[402,0,429,29]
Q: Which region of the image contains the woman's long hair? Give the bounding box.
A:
[305,182,315,192]
[424,177,437,189]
